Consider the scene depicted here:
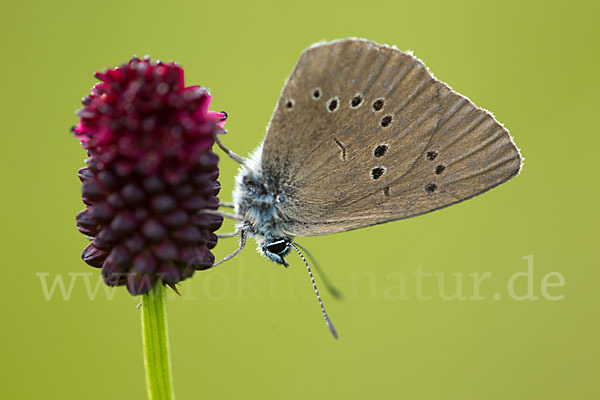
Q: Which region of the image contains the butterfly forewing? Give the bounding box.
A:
[261,39,522,236]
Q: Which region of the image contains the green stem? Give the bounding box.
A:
[141,283,175,400]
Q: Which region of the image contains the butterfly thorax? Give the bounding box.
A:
[233,152,293,266]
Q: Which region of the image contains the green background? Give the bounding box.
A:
[1,0,598,399]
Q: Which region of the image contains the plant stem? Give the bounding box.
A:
[141,283,175,400]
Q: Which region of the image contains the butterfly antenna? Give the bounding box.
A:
[289,243,339,339]
[212,230,247,267]
[293,242,343,300]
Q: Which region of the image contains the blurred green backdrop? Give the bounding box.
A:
[1,0,598,399]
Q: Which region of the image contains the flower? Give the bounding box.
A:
[74,56,225,295]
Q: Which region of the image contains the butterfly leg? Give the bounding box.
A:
[214,203,239,237]
[218,201,235,208]
[212,229,248,267]
[198,209,242,221]
[215,136,246,164]
[216,231,238,238]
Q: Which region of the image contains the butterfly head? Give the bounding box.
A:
[232,145,295,267]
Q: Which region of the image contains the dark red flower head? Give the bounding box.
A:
[74,56,225,295]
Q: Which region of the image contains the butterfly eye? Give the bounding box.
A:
[266,240,288,255]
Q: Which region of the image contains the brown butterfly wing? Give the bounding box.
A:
[260,39,522,236]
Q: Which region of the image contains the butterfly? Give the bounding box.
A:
[210,38,522,338]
